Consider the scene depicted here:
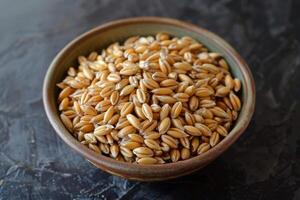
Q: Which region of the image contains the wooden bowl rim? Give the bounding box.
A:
[43,16,255,177]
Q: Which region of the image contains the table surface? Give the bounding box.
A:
[1,0,300,199]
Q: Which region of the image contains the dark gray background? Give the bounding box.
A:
[0,0,299,199]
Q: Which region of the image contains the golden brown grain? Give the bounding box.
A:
[88,143,101,153]
[84,133,97,144]
[171,102,182,118]
[80,124,94,133]
[156,95,177,104]
[117,125,136,138]
[234,78,241,92]
[184,125,202,136]
[195,87,214,97]
[191,137,200,153]
[121,140,141,150]
[60,114,73,132]
[59,98,69,111]
[94,124,114,136]
[120,85,135,96]
[210,132,220,147]
[137,157,158,165]
[133,147,154,158]
[229,92,241,111]
[152,88,173,95]
[210,106,228,118]
[144,131,161,139]
[170,149,180,162]
[197,143,210,154]
[115,118,130,129]
[216,86,230,97]
[110,91,120,106]
[136,89,146,103]
[158,117,171,134]
[120,146,133,157]
[110,144,119,158]
[171,118,184,130]
[185,112,195,125]
[141,120,158,133]
[142,103,153,121]
[58,87,73,101]
[161,135,178,148]
[195,123,212,137]
[57,33,242,164]
[167,129,188,138]
[103,106,115,123]
[144,139,161,150]
[128,133,144,143]
[120,102,134,117]
[160,104,171,120]
[100,143,110,154]
[216,125,228,137]
[181,148,191,160]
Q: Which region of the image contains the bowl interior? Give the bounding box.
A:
[52,22,246,118]
[44,18,255,180]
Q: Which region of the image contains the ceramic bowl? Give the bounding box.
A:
[43,17,255,181]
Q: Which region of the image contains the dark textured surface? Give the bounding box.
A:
[0,0,299,199]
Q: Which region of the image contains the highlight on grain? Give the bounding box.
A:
[57,33,242,165]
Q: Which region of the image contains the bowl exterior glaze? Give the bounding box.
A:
[43,17,255,181]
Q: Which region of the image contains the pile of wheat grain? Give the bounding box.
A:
[57,33,241,165]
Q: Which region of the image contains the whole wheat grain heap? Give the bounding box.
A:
[57,33,242,165]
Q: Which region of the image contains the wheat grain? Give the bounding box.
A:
[88,143,101,153]
[142,103,153,121]
[120,146,133,157]
[210,132,220,147]
[136,89,146,103]
[128,133,144,143]
[171,102,182,118]
[120,85,135,96]
[60,114,73,132]
[197,143,210,154]
[100,143,110,154]
[151,88,173,95]
[121,140,141,150]
[117,125,136,138]
[181,148,191,160]
[216,86,230,97]
[185,112,195,125]
[137,157,158,165]
[141,120,157,133]
[229,92,241,111]
[160,104,171,120]
[80,124,94,133]
[184,125,202,136]
[84,133,97,144]
[58,86,74,101]
[158,117,171,134]
[195,123,212,137]
[210,106,228,118]
[170,149,180,162]
[103,106,115,123]
[133,147,154,158]
[144,139,161,150]
[234,78,241,92]
[161,135,178,149]
[57,33,242,164]
[108,114,120,125]
[143,131,161,140]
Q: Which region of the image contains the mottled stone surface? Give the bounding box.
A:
[0,0,299,199]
